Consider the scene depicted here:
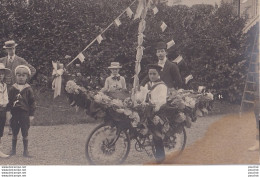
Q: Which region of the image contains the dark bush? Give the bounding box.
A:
[0,0,253,103]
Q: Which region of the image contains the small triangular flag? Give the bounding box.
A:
[77,53,85,63]
[185,75,193,84]
[160,22,167,32]
[96,35,103,44]
[173,55,183,64]
[167,39,175,49]
[152,7,159,15]
[126,7,133,18]
[114,18,121,27]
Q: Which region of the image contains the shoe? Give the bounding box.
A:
[23,139,33,158]
[248,142,259,151]
[9,139,17,156]
[9,150,16,156]
[0,150,9,158]
[23,151,33,158]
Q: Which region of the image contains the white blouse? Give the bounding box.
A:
[101,75,126,92]
[144,82,167,111]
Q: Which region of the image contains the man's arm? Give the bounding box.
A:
[171,63,182,89]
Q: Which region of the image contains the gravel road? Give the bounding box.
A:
[0,113,227,165]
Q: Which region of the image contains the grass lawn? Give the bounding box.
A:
[32,88,97,126]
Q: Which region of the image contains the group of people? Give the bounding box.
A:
[0,40,36,158]
[0,39,258,164]
[100,41,183,163]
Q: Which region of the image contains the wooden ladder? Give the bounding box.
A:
[239,28,259,116]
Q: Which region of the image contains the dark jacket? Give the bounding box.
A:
[0,55,36,86]
[7,83,36,116]
[141,60,182,89]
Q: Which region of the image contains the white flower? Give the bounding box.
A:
[124,109,132,116]
[111,99,124,108]
[129,112,140,127]
[184,97,196,108]
[205,93,214,100]
[116,109,125,114]
[65,80,80,94]
[94,92,103,103]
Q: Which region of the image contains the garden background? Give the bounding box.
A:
[0,0,258,125]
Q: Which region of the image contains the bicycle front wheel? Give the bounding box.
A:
[85,123,130,165]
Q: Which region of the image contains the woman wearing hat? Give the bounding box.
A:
[101,62,126,93]
[0,63,11,158]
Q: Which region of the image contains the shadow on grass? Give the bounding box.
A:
[33,89,100,126]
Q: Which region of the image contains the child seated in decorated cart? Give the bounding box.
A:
[101,62,127,99]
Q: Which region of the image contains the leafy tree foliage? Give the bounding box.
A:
[0,0,253,103]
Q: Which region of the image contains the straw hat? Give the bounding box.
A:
[3,40,18,49]
[0,63,11,74]
[108,62,122,69]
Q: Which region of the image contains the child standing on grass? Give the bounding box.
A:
[6,65,36,158]
[0,63,10,158]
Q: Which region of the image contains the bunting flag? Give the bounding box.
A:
[126,7,134,18]
[185,74,193,84]
[77,53,85,63]
[96,35,103,44]
[160,22,167,32]
[138,19,146,33]
[173,55,183,64]
[66,0,138,68]
[152,7,159,15]
[167,39,175,49]
[114,18,122,27]
[136,46,144,61]
[134,0,145,20]
[137,33,145,46]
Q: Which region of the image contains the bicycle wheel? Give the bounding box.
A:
[151,125,187,159]
[164,125,186,157]
[85,123,130,165]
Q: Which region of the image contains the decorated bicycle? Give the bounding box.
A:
[52,0,214,165]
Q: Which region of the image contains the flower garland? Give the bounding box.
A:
[65,80,214,128]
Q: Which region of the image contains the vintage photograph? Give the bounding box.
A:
[0,0,259,168]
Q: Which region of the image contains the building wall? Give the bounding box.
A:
[222,0,258,19]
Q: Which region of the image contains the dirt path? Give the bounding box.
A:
[0,112,258,165]
[162,112,259,165]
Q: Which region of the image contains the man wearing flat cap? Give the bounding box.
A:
[141,41,182,89]
[0,40,36,135]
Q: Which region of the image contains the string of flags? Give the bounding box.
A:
[66,0,137,67]
[66,0,176,68]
